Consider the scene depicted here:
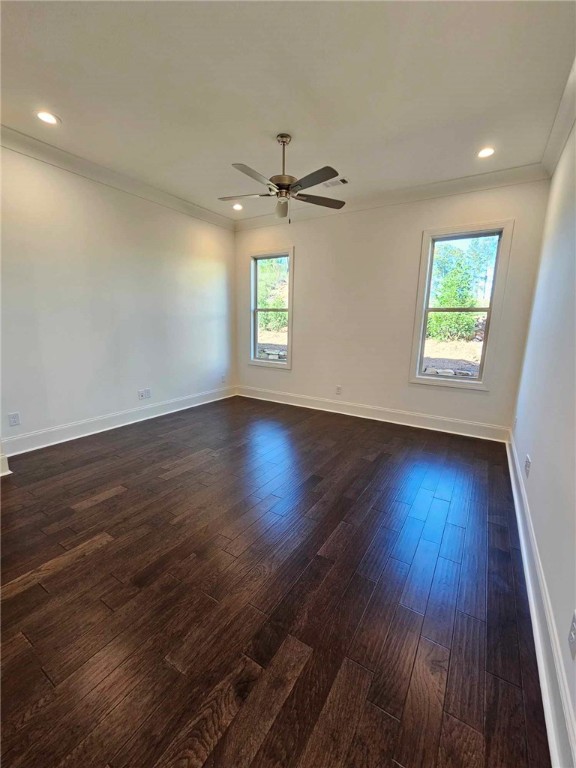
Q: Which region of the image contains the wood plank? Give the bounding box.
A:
[70,485,127,511]
[100,580,141,611]
[400,538,440,614]
[224,509,283,557]
[247,650,338,768]
[437,712,484,768]
[485,673,528,768]
[295,657,372,768]
[446,496,469,527]
[377,499,410,532]
[435,465,457,502]
[109,615,265,768]
[317,521,353,561]
[408,487,434,521]
[1,640,53,721]
[457,511,487,621]
[421,557,460,648]
[20,574,116,647]
[486,523,521,687]
[246,556,333,667]
[149,655,262,768]
[348,557,410,670]
[444,611,486,732]
[394,637,449,768]
[211,635,311,768]
[250,575,373,768]
[2,582,51,634]
[368,605,423,718]
[390,517,425,564]
[439,523,465,563]
[1,632,31,668]
[422,498,450,544]
[356,524,398,582]
[1,533,113,600]
[344,701,399,768]
[52,661,180,767]
[38,573,181,685]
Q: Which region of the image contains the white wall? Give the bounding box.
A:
[236,181,549,439]
[0,150,552,453]
[1,148,235,455]
[513,126,576,765]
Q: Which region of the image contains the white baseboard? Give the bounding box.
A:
[236,385,509,442]
[1,453,11,476]
[2,387,236,457]
[507,437,576,768]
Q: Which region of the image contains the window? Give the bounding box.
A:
[251,251,293,368]
[411,221,513,389]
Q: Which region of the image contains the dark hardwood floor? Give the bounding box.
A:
[1,396,550,767]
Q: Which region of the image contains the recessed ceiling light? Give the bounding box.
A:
[232,203,243,211]
[36,111,61,125]
[478,147,495,158]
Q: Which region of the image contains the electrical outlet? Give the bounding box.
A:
[144,388,151,399]
[335,385,342,395]
[8,412,20,427]
[137,390,146,401]
[524,454,532,478]
[569,612,576,659]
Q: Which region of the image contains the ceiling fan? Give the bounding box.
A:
[219,133,346,219]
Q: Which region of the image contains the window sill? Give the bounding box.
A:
[249,359,292,370]
[410,374,488,391]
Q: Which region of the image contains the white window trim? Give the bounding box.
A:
[409,220,514,391]
[249,248,294,370]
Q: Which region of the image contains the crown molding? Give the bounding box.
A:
[1,125,551,236]
[542,57,576,175]
[234,162,549,232]
[1,126,234,231]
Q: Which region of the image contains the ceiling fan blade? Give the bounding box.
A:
[232,163,278,190]
[295,193,345,210]
[218,194,274,201]
[276,200,288,218]
[290,166,339,193]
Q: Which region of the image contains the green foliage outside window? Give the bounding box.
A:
[427,261,477,340]
[256,257,289,332]
[427,236,498,341]
[259,297,288,331]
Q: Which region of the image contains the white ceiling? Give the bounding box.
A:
[2,1,575,222]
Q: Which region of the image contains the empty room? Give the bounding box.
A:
[1,1,575,766]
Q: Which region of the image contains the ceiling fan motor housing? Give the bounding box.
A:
[270,176,297,195]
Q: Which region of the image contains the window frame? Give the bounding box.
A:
[250,248,294,370]
[409,220,514,391]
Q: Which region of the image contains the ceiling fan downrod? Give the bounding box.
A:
[277,133,291,175]
[270,134,296,204]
